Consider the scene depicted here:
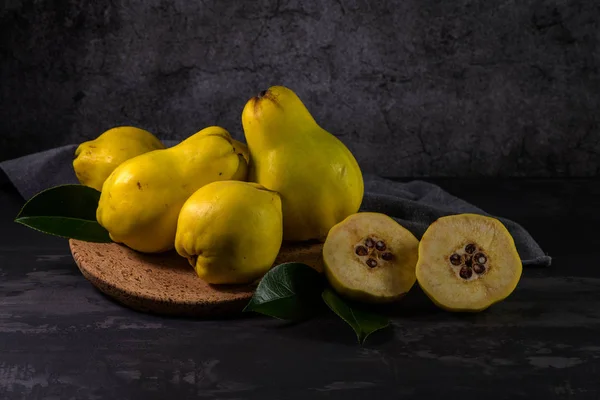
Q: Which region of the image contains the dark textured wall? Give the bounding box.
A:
[1,0,599,177]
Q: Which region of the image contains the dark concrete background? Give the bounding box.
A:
[1,0,598,177]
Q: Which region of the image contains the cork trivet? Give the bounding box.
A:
[69,239,324,318]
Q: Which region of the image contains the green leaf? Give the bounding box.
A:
[243,262,325,321]
[14,184,112,243]
[322,288,390,344]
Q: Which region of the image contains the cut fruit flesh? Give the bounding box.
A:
[323,212,419,304]
[415,213,522,312]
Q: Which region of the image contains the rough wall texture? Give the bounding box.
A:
[1,0,599,177]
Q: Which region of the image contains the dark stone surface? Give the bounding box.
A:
[1,0,599,177]
[2,172,600,399]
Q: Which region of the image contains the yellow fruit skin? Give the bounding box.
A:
[96,126,248,253]
[415,213,523,313]
[73,126,165,191]
[241,85,364,242]
[175,181,283,285]
[231,139,250,164]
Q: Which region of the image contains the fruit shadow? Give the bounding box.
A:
[371,284,443,318]
[243,288,438,347]
[91,284,482,346]
[256,311,397,347]
[376,285,492,322]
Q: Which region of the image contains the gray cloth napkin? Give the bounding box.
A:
[0,143,551,267]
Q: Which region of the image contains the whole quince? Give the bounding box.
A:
[242,86,364,242]
[175,180,283,285]
[73,126,165,191]
[96,126,248,253]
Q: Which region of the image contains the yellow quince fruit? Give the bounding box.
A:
[96,126,248,253]
[175,180,283,285]
[73,126,165,191]
[242,85,364,242]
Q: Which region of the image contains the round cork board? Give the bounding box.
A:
[69,239,324,318]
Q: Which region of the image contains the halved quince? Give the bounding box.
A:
[323,212,419,304]
[416,213,522,312]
